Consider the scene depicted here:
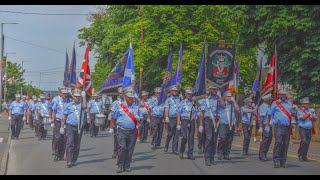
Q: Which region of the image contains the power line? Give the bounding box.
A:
[0,10,106,16]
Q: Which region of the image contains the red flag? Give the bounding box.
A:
[77,46,92,96]
[261,50,277,98]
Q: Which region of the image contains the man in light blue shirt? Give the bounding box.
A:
[164,85,182,154]
[37,94,50,140]
[88,93,105,137]
[265,90,293,168]
[217,91,240,161]
[177,87,197,160]
[297,97,317,162]
[110,89,141,173]
[150,87,165,150]
[30,96,39,137]
[138,91,151,143]
[258,94,273,161]
[62,90,86,168]
[9,94,27,139]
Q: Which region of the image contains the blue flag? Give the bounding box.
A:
[193,44,206,96]
[169,44,182,89]
[252,58,263,104]
[70,42,77,88]
[158,53,173,105]
[63,49,70,88]
[122,43,138,94]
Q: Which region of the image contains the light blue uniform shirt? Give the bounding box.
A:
[111,98,125,112]
[31,101,39,120]
[201,95,222,118]
[139,99,150,118]
[258,102,272,126]
[269,99,293,126]
[297,107,317,129]
[52,97,70,120]
[88,99,105,114]
[112,101,142,129]
[177,98,195,119]
[164,95,181,117]
[195,98,205,118]
[219,101,237,125]
[150,96,164,117]
[241,105,256,124]
[63,101,85,126]
[37,100,50,116]
[9,100,27,115]
[49,96,59,109]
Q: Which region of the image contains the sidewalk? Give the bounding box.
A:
[0,112,11,175]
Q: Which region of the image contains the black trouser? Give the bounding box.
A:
[34,119,39,137]
[11,114,23,138]
[298,127,312,159]
[165,117,179,152]
[242,123,253,153]
[117,127,136,169]
[259,124,273,159]
[113,121,118,155]
[54,120,65,159]
[29,114,34,129]
[151,116,164,147]
[179,118,195,157]
[52,122,56,153]
[273,124,290,164]
[139,117,149,142]
[196,118,205,150]
[218,124,234,156]
[89,113,99,137]
[38,117,48,139]
[66,124,80,164]
[204,117,219,162]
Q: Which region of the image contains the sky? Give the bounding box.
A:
[0,5,98,91]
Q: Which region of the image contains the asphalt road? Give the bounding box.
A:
[6,126,320,175]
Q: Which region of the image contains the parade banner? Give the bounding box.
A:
[63,50,70,88]
[193,44,206,96]
[70,42,77,88]
[98,49,129,95]
[207,44,235,87]
[158,53,173,106]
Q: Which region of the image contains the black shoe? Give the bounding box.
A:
[173,151,179,155]
[299,156,304,162]
[224,155,231,160]
[117,166,124,173]
[218,154,223,160]
[274,162,280,168]
[71,162,77,166]
[187,156,195,160]
[303,157,310,162]
[125,167,132,172]
[260,157,268,161]
[151,146,156,150]
[198,148,203,154]
[280,163,288,168]
[164,147,168,152]
[179,153,184,159]
[67,163,73,168]
[112,153,117,158]
[54,156,59,162]
[52,152,55,156]
[15,136,19,140]
[205,161,211,166]
[210,158,216,165]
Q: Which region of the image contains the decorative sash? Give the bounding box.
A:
[119,103,140,139]
[206,98,219,132]
[299,107,316,135]
[275,101,292,135]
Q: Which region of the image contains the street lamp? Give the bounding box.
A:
[4,52,16,103]
[0,22,19,111]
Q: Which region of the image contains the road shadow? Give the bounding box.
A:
[133,154,157,162]
[95,134,111,138]
[80,147,95,152]
[216,160,248,164]
[229,156,245,160]
[18,136,36,140]
[286,164,301,168]
[79,153,102,158]
[131,165,155,171]
[76,158,113,165]
[133,151,153,156]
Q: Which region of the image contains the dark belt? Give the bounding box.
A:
[66,123,78,127]
[117,126,135,131]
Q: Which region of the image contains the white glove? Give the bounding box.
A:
[309,109,315,113]
[258,127,263,133]
[217,90,221,98]
[264,126,270,133]
[108,128,114,134]
[59,127,65,135]
[165,117,170,123]
[231,97,235,102]
[108,113,112,120]
[81,91,86,97]
[41,113,44,117]
[8,116,11,120]
[51,122,55,128]
[176,124,181,130]
[199,125,204,133]
[23,116,26,121]
[147,118,150,123]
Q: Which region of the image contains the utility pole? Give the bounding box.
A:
[0,22,18,111]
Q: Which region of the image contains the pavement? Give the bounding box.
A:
[0,112,11,175]
[4,122,320,175]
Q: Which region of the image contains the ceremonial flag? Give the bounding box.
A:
[261,50,277,98]
[70,42,77,88]
[252,58,263,103]
[169,44,183,89]
[158,52,173,105]
[122,42,138,94]
[77,45,92,96]
[63,49,70,87]
[99,49,129,95]
[193,44,206,96]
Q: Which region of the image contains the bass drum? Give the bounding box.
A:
[95,114,106,126]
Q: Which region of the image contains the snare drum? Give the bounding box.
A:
[42,114,51,125]
[95,114,106,126]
